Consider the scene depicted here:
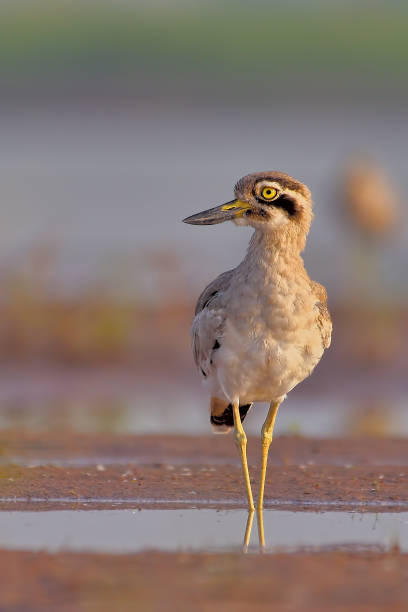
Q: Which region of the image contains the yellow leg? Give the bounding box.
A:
[258,400,280,510]
[257,400,280,547]
[232,401,255,511]
[243,509,254,552]
[257,507,265,549]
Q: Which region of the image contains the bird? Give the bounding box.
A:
[342,155,398,239]
[183,171,331,543]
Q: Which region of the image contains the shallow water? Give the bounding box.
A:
[1,509,407,554]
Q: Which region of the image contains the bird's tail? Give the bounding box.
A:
[210,397,252,434]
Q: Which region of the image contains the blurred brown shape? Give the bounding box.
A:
[343,156,399,238]
[347,400,395,437]
[338,156,404,368]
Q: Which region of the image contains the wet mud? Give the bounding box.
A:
[1,549,408,611]
[0,433,408,511]
[1,463,408,512]
[2,431,408,610]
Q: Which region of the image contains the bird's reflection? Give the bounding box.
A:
[242,508,266,551]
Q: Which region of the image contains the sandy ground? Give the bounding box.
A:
[2,432,408,610]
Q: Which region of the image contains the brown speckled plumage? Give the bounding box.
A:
[190,171,331,428]
[184,171,332,519]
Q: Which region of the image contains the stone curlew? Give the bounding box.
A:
[183,171,332,545]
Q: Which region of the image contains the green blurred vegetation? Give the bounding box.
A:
[0,2,407,85]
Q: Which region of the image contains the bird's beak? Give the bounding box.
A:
[183,200,251,225]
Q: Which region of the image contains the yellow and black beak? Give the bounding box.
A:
[183,199,251,225]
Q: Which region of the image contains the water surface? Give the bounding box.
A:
[0,509,406,553]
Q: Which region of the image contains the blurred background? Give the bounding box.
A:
[0,0,406,438]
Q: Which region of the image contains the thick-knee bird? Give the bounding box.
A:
[183,171,332,527]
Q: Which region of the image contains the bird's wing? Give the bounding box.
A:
[312,281,332,349]
[194,269,234,315]
[192,269,234,375]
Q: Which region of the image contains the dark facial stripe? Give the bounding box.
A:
[251,187,297,217]
[273,194,297,217]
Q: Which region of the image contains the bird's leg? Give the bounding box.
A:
[258,400,280,510]
[243,509,254,552]
[257,400,280,547]
[232,401,255,511]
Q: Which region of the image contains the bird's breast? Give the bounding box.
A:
[214,277,323,402]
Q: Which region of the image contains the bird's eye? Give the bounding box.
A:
[261,187,278,200]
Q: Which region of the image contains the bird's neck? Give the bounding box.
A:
[242,228,307,281]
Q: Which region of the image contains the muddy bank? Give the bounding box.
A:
[1,549,407,611]
[0,462,407,512]
[0,463,405,511]
[1,433,407,510]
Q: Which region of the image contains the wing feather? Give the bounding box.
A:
[192,270,234,375]
[312,281,332,349]
[194,269,234,315]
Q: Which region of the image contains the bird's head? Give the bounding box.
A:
[183,171,313,250]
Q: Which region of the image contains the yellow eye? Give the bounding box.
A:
[261,186,278,200]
